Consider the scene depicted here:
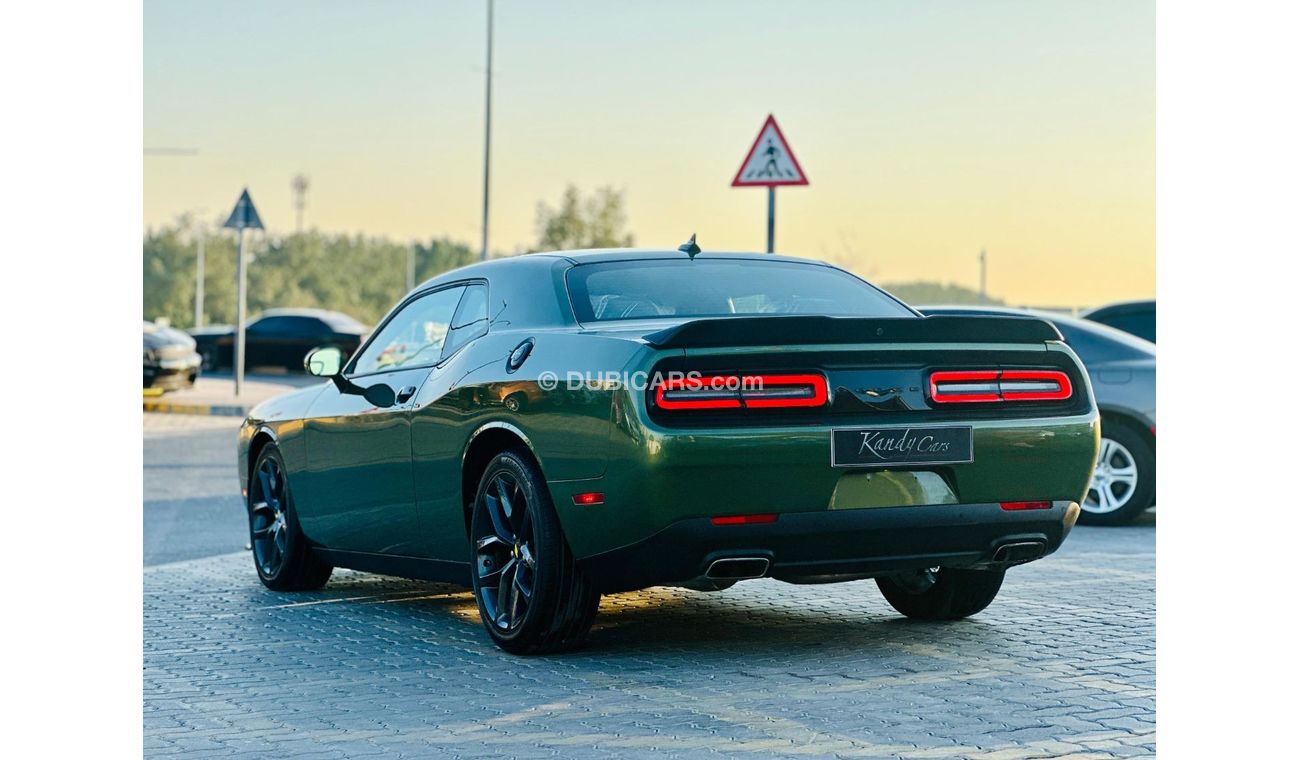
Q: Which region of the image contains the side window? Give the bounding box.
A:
[1104,313,1156,343]
[350,286,465,375]
[442,284,489,359]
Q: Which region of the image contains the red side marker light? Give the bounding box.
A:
[572,492,605,506]
[710,513,779,526]
[1000,501,1051,511]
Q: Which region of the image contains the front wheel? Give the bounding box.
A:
[876,567,1005,620]
[248,445,332,591]
[470,449,600,654]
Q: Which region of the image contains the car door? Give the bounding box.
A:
[410,283,491,561]
[298,285,467,555]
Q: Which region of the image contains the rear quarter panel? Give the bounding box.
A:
[409,328,647,560]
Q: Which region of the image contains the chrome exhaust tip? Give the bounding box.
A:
[705,557,771,580]
[992,541,1046,565]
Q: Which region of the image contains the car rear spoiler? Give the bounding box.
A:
[642,315,1062,349]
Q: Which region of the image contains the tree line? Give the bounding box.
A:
[144,185,638,329]
[144,184,995,329]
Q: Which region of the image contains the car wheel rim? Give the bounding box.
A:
[250,457,289,576]
[1083,436,1139,514]
[474,472,536,633]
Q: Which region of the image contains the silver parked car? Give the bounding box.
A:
[921,306,1155,526]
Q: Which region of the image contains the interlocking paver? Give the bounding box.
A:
[145,522,1154,757]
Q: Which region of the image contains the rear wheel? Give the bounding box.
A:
[876,567,1005,620]
[249,445,332,591]
[470,449,600,654]
[1079,422,1154,526]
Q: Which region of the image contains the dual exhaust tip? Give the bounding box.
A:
[704,542,1045,581]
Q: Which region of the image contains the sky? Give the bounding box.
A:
[144,0,1154,306]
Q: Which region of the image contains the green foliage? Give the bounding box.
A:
[143,224,479,329]
[879,281,1005,307]
[535,185,634,252]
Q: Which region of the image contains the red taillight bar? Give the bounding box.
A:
[711,513,779,526]
[927,370,1000,403]
[656,373,828,410]
[930,369,1072,404]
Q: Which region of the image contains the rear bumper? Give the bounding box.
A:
[576,500,1079,593]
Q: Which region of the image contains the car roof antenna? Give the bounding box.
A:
[678,233,701,260]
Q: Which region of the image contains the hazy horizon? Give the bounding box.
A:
[145,0,1154,305]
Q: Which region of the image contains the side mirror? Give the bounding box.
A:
[305,345,344,377]
[307,345,398,408]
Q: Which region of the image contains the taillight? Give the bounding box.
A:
[655,373,828,410]
[929,369,1072,404]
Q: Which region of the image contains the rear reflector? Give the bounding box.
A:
[1000,500,1051,511]
[572,492,605,506]
[930,369,1072,404]
[656,373,828,410]
[710,513,779,526]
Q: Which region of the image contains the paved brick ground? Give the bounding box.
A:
[144,522,1154,758]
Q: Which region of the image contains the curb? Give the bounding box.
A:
[143,400,248,417]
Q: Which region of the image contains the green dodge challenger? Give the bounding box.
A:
[237,248,1098,654]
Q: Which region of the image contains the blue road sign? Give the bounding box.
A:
[223,189,264,231]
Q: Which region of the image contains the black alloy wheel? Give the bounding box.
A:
[470,449,600,654]
[475,471,538,633]
[248,446,332,591]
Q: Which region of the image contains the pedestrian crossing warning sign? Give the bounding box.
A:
[731,115,809,187]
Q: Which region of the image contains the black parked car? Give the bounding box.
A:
[921,306,1155,526]
[144,320,201,391]
[1081,299,1155,343]
[190,309,367,372]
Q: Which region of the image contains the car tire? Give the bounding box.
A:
[248,445,333,591]
[470,448,600,655]
[876,567,1005,620]
[1078,421,1155,526]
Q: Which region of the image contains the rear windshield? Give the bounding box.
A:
[566,259,914,322]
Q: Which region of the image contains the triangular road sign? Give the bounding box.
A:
[223,188,265,230]
[731,115,809,187]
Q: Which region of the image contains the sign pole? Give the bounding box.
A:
[234,227,248,398]
[222,188,265,399]
[766,187,776,253]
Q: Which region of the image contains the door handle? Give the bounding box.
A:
[396,385,418,403]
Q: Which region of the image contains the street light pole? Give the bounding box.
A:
[407,244,416,292]
[194,229,205,328]
[234,227,248,397]
[979,248,987,303]
[479,0,493,261]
